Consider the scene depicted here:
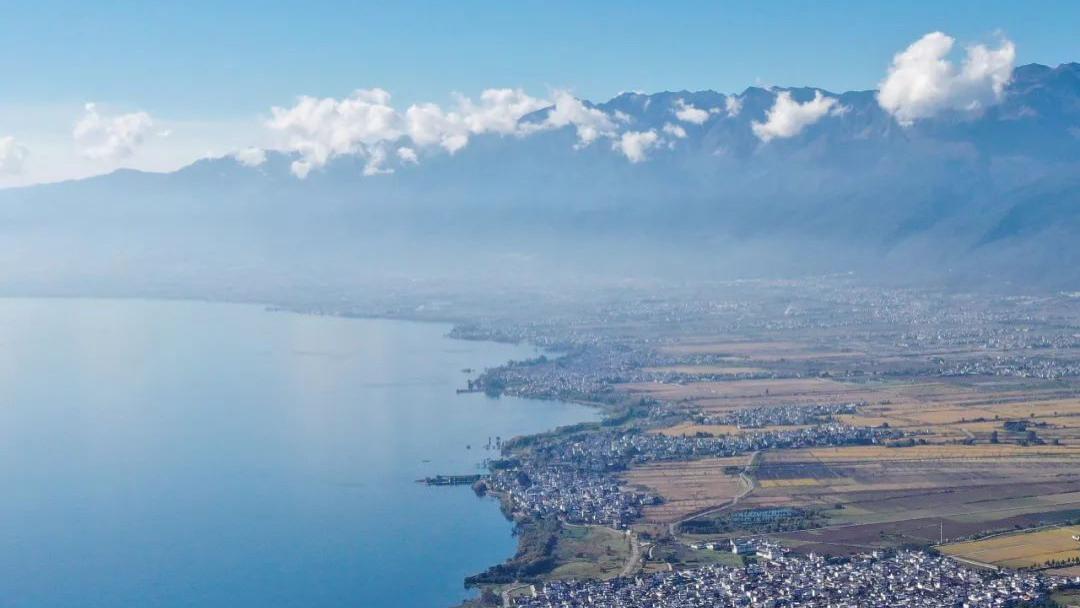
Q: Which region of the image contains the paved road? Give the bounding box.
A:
[668,451,760,538]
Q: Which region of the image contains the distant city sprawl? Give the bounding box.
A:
[514,550,1062,607]
[282,278,1080,604]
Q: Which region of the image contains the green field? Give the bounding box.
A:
[547,524,633,580]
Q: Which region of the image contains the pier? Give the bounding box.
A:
[418,474,487,486]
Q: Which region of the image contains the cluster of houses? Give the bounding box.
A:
[528,425,901,471]
[462,339,657,403]
[689,537,784,558]
[442,286,1080,601]
[489,465,653,528]
[513,550,1075,607]
[443,281,1080,408]
[487,425,900,526]
[692,402,862,429]
[938,354,1080,379]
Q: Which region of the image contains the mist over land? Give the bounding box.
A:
[1,61,1078,300]
[4,9,1080,607]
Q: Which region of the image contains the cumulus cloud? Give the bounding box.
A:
[0,136,29,174]
[613,129,660,162]
[264,85,676,176]
[404,102,467,152]
[877,32,1016,125]
[233,146,267,167]
[724,95,743,117]
[362,145,393,176]
[73,103,155,160]
[457,88,548,135]
[531,90,618,147]
[662,123,687,138]
[268,87,550,176]
[673,99,710,124]
[752,90,844,142]
[289,159,314,179]
[267,88,401,177]
[403,88,547,154]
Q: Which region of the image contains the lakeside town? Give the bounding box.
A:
[7,5,1080,607]
[513,549,1064,607]
[394,280,1080,606]
[281,278,1080,606]
[483,424,902,527]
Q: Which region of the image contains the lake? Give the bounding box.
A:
[0,298,596,607]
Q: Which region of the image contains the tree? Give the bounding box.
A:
[479,588,500,606]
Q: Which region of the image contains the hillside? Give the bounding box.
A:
[0,63,1077,293]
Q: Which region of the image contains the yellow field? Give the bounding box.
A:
[657,340,811,357]
[645,365,766,375]
[658,343,862,362]
[758,478,821,488]
[836,414,899,427]
[800,444,1080,462]
[623,456,749,523]
[939,526,1080,568]
[655,423,812,437]
[621,377,870,412]
[614,338,1080,553]
[622,365,1080,447]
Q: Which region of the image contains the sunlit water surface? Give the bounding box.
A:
[0,299,596,607]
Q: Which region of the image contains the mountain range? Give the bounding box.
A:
[1,63,1078,294]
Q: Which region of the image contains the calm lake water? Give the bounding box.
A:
[0,298,596,608]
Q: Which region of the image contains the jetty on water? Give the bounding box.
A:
[418,474,487,486]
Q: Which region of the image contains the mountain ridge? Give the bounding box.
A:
[0,62,1077,291]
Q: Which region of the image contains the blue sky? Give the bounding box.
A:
[0,0,1078,185]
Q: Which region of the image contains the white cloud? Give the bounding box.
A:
[458,88,548,135]
[232,146,267,167]
[662,123,687,138]
[613,129,660,162]
[265,86,672,176]
[752,90,844,142]
[0,102,272,188]
[0,136,29,174]
[531,90,617,147]
[404,89,548,154]
[404,102,466,152]
[877,32,1016,125]
[267,88,401,177]
[268,87,549,176]
[73,103,155,160]
[362,145,393,176]
[673,99,710,124]
[724,95,743,117]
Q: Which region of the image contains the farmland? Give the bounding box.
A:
[939,526,1080,569]
[747,442,1080,552]
[546,525,633,580]
[453,282,1080,601]
[619,367,1080,557]
[622,456,749,524]
[644,365,767,376]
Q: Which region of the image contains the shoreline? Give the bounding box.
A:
[7,290,1080,606]
[0,294,597,608]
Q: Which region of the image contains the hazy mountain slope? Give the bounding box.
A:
[0,63,1077,292]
